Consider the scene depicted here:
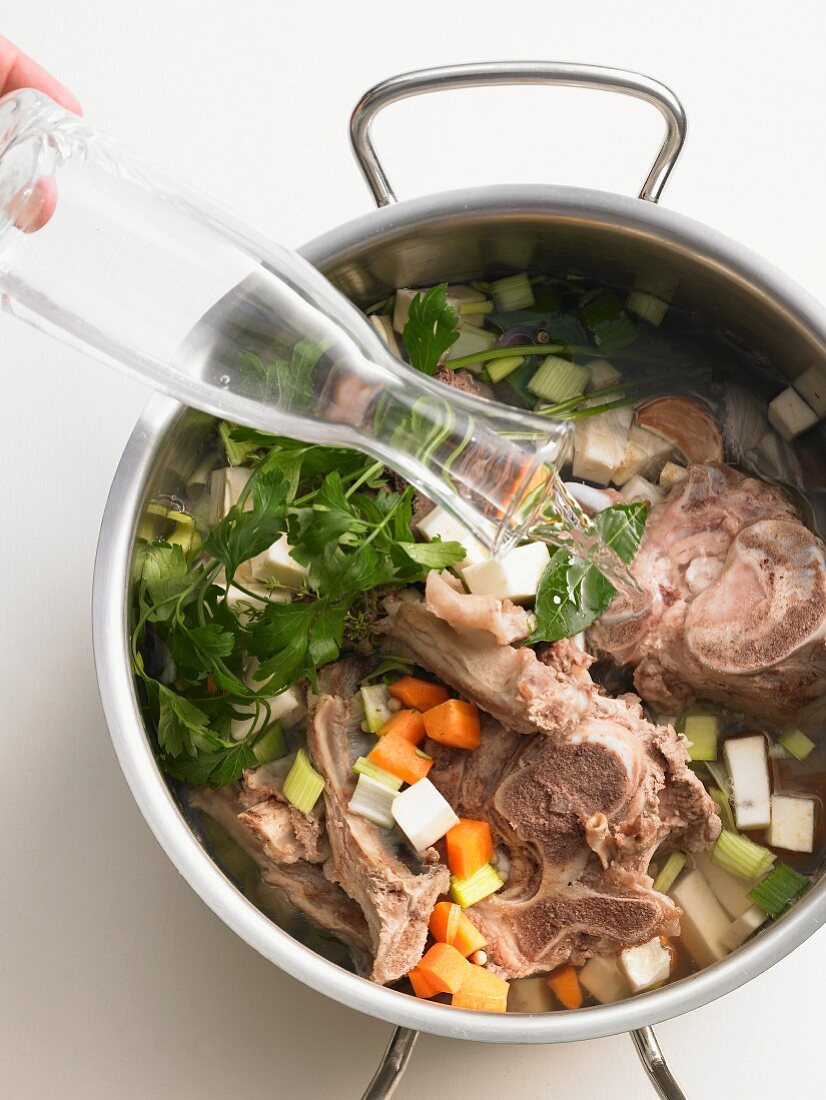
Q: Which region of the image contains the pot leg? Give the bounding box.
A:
[630,1026,688,1100]
[361,1026,419,1100]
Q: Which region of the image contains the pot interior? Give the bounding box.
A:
[129,188,826,1012]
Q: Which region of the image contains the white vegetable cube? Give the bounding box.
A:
[612,424,674,486]
[693,851,758,919]
[392,288,418,333]
[793,364,826,418]
[392,778,459,852]
[209,466,252,525]
[620,475,664,506]
[669,869,731,967]
[659,461,688,489]
[462,542,551,604]
[768,387,818,441]
[250,534,309,589]
[416,505,493,570]
[619,937,672,993]
[586,358,622,390]
[368,314,401,357]
[230,683,307,740]
[725,735,771,830]
[722,905,769,950]
[572,406,633,486]
[578,954,628,1004]
[768,794,815,853]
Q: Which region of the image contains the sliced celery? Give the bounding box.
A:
[709,788,737,833]
[528,356,590,403]
[683,714,719,761]
[450,863,504,908]
[652,851,687,894]
[486,354,525,384]
[491,273,535,312]
[444,326,497,364]
[778,728,816,761]
[712,829,775,881]
[458,300,494,317]
[353,756,403,792]
[626,290,669,326]
[252,721,287,765]
[360,684,393,734]
[349,773,396,829]
[282,748,325,814]
[748,862,809,917]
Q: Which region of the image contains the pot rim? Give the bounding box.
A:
[93,182,826,1044]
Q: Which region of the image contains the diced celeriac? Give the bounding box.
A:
[230,681,307,741]
[659,461,688,489]
[462,542,551,604]
[562,481,613,515]
[392,778,460,852]
[368,314,401,357]
[586,358,622,390]
[209,466,252,525]
[416,505,493,570]
[793,363,826,418]
[392,288,418,333]
[619,475,664,506]
[572,406,633,486]
[693,851,759,919]
[768,794,815,853]
[722,905,769,950]
[725,735,772,830]
[618,937,672,993]
[506,977,554,1013]
[768,387,818,441]
[669,869,731,967]
[250,534,309,589]
[578,954,628,1004]
[612,424,674,486]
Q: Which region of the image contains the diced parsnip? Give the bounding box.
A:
[768,794,815,853]
[586,358,622,390]
[626,289,669,326]
[209,466,252,525]
[392,778,460,852]
[572,406,633,486]
[444,326,498,362]
[360,684,393,734]
[619,937,672,993]
[768,387,818,441]
[562,481,614,515]
[368,314,401,357]
[416,505,493,570]
[462,542,551,604]
[250,534,309,589]
[725,735,771,830]
[611,424,674,486]
[722,905,770,950]
[578,954,629,1004]
[669,869,731,967]
[693,851,759,919]
[659,461,688,489]
[392,288,418,333]
[620,475,664,506]
[506,976,554,1013]
[793,363,826,418]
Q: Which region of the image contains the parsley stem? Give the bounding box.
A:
[447,343,560,372]
[345,460,385,499]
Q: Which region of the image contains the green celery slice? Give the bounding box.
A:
[353,756,403,792]
[282,748,325,814]
[712,829,775,881]
[450,863,504,908]
[778,728,816,761]
[653,851,687,894]
[252,721,287,765]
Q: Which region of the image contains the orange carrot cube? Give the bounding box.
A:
[422,699,481,750]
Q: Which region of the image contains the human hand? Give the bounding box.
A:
[0,35,81,112]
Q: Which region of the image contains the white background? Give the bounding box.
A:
[1,2,824,1097]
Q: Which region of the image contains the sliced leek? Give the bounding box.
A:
[353,756,403,792]
[450,863,505,908]
[712,829,775,881]
[349,773,396,829]
[652,851,687,894]
[748,862,809,917]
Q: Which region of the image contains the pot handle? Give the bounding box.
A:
[349,61,686,207]
[359,1024,688,1099]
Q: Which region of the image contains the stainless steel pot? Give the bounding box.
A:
[92,63,826,1100]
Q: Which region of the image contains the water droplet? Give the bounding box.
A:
[219,374,230,386]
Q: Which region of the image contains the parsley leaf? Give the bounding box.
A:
[402,284,460,375]
[529,504,649,643]
[157,685,210,759]
[396,540,466,569]
[204,468,288,579]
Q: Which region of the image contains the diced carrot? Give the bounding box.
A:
[451,964,509,1012]
[452,913,488,958]
[368,731,432,786]
[547,965,583,1010]
[446,818,494,880]
[378,709,426,745]
[429,901,462,947]
[417,942,471,995]
[423,699,481,750]
[389,676,450,711]
[408,966,441,999]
